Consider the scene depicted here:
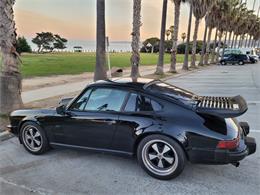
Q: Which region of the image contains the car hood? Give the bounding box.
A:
[10,108,57,117]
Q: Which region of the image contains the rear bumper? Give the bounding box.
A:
[189,136,256,164]
[215,136,256,163]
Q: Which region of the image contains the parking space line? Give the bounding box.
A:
[247,101,260,104]
[250,130,260,133]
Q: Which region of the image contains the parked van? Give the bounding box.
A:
[219,48,258,58]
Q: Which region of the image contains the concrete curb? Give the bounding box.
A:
[0,131,14,142]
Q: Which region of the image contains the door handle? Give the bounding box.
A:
[105,119,117,125]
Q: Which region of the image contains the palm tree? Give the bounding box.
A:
[182,2,192,70]
[156,0,168,75]
[215,30,223,62]
[204,1,219,65]
[131,0,142,80]
[169,0,187,73]
[198,22,207,66]
[210,28,218,63]
[250,18,260,47]
[213,0,229,62]
[230,2,247,48]
[0,0,23,114]
[166,29,171,40]
[181,33,186,43]
[233,3,248,48]
[94,0,107,81]
[169,25,175,39]
[247,13,257,48]
[243,10,254,47]
[190,0,212,68]
[220,0,238,59]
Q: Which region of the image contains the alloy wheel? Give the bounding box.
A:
[22,125,43,152]
[142,139,178,176]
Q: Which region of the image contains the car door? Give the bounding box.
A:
[54,87,128,149]
[228,54,236,64]
[111,92,163,153]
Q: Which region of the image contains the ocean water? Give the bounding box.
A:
[28,39,132,52]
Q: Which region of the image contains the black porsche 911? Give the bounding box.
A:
[8,78,256,180]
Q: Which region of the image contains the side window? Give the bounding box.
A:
[70,89,92,111]
[84,88,127,112]
[124,93,162,112]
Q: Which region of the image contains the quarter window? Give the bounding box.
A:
[124,93,162,112]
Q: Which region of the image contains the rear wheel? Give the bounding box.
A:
[20,122,50,155]
[238,61,244,65]
[137,135,186,180]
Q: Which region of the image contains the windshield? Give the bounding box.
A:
[145,80,198,101]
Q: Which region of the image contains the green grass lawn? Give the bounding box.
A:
[1,52,193,78]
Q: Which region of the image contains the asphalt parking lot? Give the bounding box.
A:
[0,63,259,195]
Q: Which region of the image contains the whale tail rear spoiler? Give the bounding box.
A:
[196,95,248,118]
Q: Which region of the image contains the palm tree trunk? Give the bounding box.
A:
[228,31,232,47]
[199,23,208,66]
[244,34,248,47]
[238,36,241,48]
[238,35,244,48]
[183,3,192,70]
[234,35,238,48]
[131,0,142,80]
[210,29,218,64]
[0,0,23,114]
[169,2,181,73]
[94,0,107,81]
[216,30,223,62]
[221,31,228,60]
[247,35,252,48]
[251,39,255,48]
[156,0,168,75]
[231,33,235,48]
[190,18,200,68]
[204,27,212,65]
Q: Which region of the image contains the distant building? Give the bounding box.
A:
[73,46,83,52]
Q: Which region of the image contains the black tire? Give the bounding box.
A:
[220,61,226,65]
[20,122,50,155]
[137,134,186,180]
[238,61,244,65]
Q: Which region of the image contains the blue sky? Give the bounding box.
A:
[14,0,258,41]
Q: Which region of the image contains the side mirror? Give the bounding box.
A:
[59,97,73,106]
[56,105,65,115]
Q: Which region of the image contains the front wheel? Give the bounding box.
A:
[238,61,244,65]
[137,135,186,180]
[20,122,50,155]
[220,61,226,65]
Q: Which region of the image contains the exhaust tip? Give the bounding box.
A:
[231,162,240,167]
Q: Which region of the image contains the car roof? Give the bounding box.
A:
[89,77,155,90]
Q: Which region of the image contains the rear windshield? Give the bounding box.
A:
[146,80,198,101]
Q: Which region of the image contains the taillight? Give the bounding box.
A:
[217,134,240,150]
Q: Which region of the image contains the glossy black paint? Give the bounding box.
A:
[9,78,255,164]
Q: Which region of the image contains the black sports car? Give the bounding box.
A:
[8,78,256,180]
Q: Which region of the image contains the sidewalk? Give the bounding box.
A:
[22,63,185,103]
